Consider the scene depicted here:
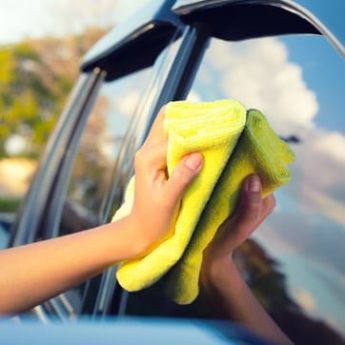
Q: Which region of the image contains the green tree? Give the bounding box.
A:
[0,28,106,159]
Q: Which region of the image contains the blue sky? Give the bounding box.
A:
[281,35,345,132]
[190,31,345,332]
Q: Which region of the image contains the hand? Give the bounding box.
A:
[0,107,203,315]
[201,174,275,280]
[128,108,204,255]
[199,176,292,345]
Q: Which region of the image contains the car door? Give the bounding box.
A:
[7,2,345,345]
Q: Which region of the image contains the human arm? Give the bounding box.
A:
[0,109,203,315]
[201,175,293,345]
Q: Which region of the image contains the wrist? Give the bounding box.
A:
[201,254,238,287]
[104,216,148,261]
[119,215,154,259]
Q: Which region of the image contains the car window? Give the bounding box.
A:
[57,30,187,239]
[58,68,152,236]
[122,34,345,343]
[187,35,345,342]
[52,67,153,316]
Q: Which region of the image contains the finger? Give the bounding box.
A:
[237,174,263,224]
[144,107,167,145]
[216,174,262,232]
[163,152,203,208]
[213,175,264,251]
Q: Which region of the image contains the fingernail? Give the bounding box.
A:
[249,175,261,192]
[185,153,203,171]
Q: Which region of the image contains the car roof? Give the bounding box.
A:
[173,0,345,55]
[81,0,183,80]
[81,0,344,81]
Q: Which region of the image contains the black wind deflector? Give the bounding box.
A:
[173,0,345,57]
[81,0,184,81]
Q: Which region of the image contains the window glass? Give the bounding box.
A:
[59,68,152,235]
[56,67,152,315]
[0,221,9,249]
[187,35,345,342]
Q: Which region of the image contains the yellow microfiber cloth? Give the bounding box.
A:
[164,109,295,304]
[112,101,295,305]
[112,99,247,291]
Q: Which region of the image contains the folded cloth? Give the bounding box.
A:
[112,99,247,291]
[164,109,295,304]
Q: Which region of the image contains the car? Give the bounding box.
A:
[6,1,345,344]
[0,317,276,345]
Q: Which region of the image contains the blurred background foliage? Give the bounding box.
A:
[0,27,106,159]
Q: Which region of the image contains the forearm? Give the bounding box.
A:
[202,258,293,345]
[0,217,142,315]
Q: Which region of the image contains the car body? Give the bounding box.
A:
[5,1,345,344]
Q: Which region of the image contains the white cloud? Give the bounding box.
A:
[208,37,319,135]
[204,37,345,228]
[313,131,345,164]
[187,90,202,102]
[304,187,345,226]
[292,129,345,226]
[0,0,120,43]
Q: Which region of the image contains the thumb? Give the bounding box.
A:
[164,152,203,207]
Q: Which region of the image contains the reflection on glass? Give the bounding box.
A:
[186,35,345,343]
[57,68,152,315]
[59,68,151,236]
[0,222,9,249]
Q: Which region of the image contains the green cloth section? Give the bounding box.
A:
[164,109,295,304]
